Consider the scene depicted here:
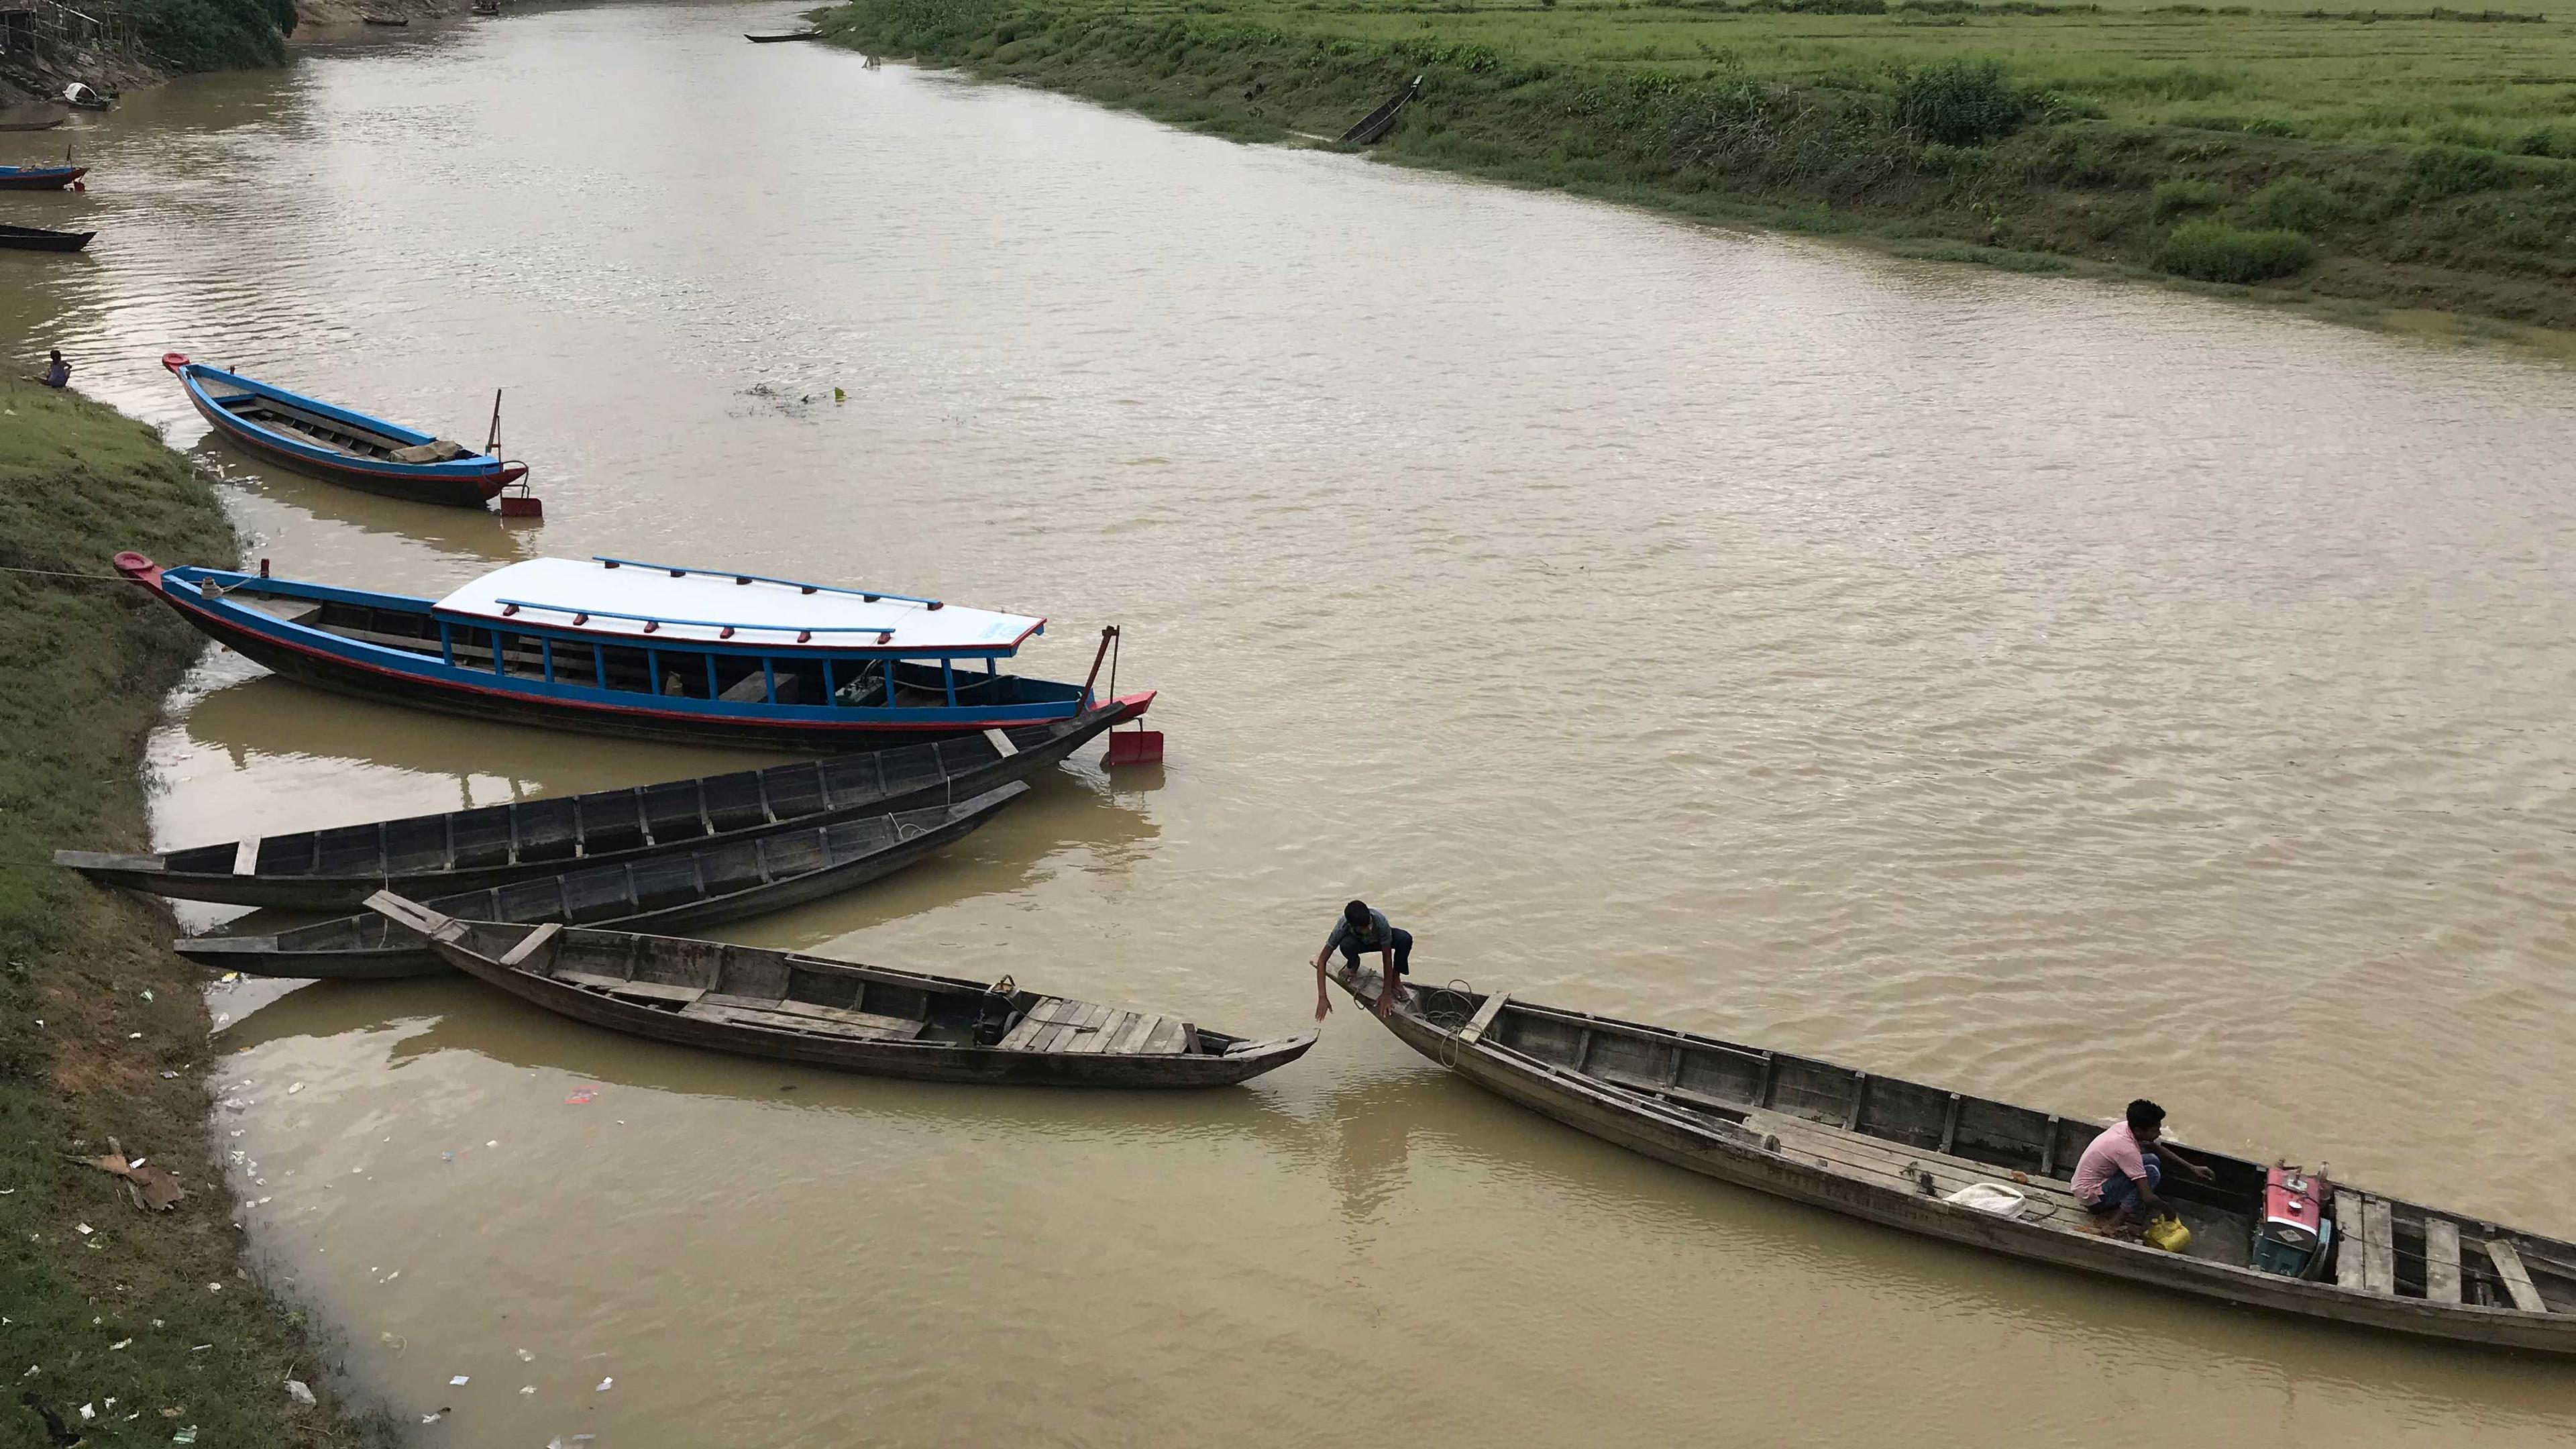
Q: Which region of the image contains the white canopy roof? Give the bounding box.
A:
[431,557,1045,654]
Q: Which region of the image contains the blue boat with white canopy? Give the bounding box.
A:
[116,551,1150,752]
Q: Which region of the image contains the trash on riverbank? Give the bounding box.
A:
[564,1086,598,1105]
[284,1379,315,1406]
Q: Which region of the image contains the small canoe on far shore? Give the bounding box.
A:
[745,30,821,42]
[0,223,94,252]
[370,893,1318,1087]
[0,111,70,132]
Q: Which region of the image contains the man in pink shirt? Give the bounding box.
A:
[2070,1099,2214,1234]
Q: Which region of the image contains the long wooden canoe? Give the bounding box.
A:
[175,786,1024,979]
[1333,964,2576,1355]
[60,697,1142,910]
[370,894,1317,1087]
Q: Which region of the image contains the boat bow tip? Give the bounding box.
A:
[111,551,161,584]
[159,352,189,375]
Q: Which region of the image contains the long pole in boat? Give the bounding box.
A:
[1080,625,1120,706]
[486,388,504,454]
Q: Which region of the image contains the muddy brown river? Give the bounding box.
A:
[7,3,2576,1442]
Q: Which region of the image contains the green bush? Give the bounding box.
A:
[2250,176,2343,231]
[2412,144,2503,196]
[130,0,293,69]
[2155,220,2314,282]
[2150,176,2227,217]
[1918,140,1988,173]
[1894,58,2033,145]
[846,0,1004,49]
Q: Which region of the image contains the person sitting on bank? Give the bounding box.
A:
[1311,900,1412,1023]
[2072,1098,2214,1234]
[38,350,69,388]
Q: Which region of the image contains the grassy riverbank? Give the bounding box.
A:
[0,376,394,1449]
[820,0,2576,331]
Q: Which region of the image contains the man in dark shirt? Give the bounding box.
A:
[1311,899,1413,1022]
[39,350,69,388]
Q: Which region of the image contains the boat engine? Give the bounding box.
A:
[2251,1164,2332,1279]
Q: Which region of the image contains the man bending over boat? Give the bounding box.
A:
[2072,1099,2214,1236]
[1312,900,1412,1023]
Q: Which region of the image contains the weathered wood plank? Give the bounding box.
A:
[2363,1197,2398,1296]
[2424,1220,2463,1305]
[1458,991,1510,1046]
[2334,1192,2370,1292]
[1141,1017,1191,1055]
[683,1002,909,1040]
[1103,1011,1161,1055]
[2488,1240,2548,1313]
[996,998,1063,1051]
[1066,1010,1130,1055]
[496,921,562,968]
[606,979,704,1006]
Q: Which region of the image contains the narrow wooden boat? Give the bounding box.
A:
[175,785,1024,979]
[363,14,411,23]
[744,30,821,41]
[0,164,86,190]
[58,698,1143,910]
[0,223,93,252]
[1334,965,2576,1355]
[0,113,70,132]
[113,552,1140,752]
[163,355,527,507]
[1339,74,1421,146]
[370,894,1318,1087]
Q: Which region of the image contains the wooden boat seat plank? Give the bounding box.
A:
[497,921,561,967]
[2424,1220,2464,1305]
[237,596,324,626]
[608,979,706,1006]
[2363,1197,2398,1296]
[2333,1191,2369,1291]
[682,1002,912,1040]
[1458,991,1510,1046]
[996,998,1068,1051]
[553,968,636,991]
[2488,1240,2548,1313]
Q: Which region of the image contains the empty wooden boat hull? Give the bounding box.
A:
[745,30,820,41]
[1334,966,2576,1355]
[0,166,86,189]
[59,696,1143,910]
[176,786,1024,979]
[167,357,525,506]
[0,224,93,252]
[0,114,70,131]
[377,898,1316,1087]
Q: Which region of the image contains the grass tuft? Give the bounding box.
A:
[2155,219,2316,282]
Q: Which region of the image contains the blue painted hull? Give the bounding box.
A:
[117,555,1113,751]
[168,358,526,508]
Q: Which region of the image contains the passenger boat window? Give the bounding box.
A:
[598,644,653,693]
[772,657,828,706]
[655,651,710,700]
[709,653,773,704]
[496,631,547,680]
[446,625,495,670]
[551,641,604,689]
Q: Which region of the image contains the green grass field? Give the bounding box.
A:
[826,0,2576,330]
[0,374,396,1449]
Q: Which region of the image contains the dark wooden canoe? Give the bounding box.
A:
[1339,74,1421,146]
[372,894,1318,1087]
[1333,964,2576,1355]
[744,30,821,42]
[175,785,1024,979]
[0,223,93,252]
[363,15,411,23]
[60,697,1141,910]
[0,112,70,132]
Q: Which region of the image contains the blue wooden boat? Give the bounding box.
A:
[0,163,86,190]
[114,551,1149,752]
[163,353,529,508]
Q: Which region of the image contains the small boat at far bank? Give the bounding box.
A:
[745,30,822,42]
[371,894,1318,1087]
[114,552,1144,752]
[0,163,87,190]
[1334,965,2576,1355]
[176,785,1027,978]
[164,354,528,508]
[0,223,93,252]
[0,111,70,132]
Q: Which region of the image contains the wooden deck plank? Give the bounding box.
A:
[2424,1220,2463,1305]
[553,968,632,991]
[1036,1000,1107,1053]
[1140,1017,1192,1056]
[996,998,1063,1051]
[683,1002,910,1040]
[1756,1112,2086,1216]
[606,979,704,1006]
[1065,1009,1130,1055]
[2363,1197,2398,1296]
[2334,1192,2370,1292]
[1103,1012,1161,1055]
[1458,991,1511,1046]
[2488,1240,2548,1313]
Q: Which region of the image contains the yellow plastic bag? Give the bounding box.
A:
[2144,1214,2192,1254]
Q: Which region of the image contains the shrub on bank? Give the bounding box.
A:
[2150,176,2226,217]
[2155,219,2314,282]
[1894,58,2033,145]
[131,0,295,70]
[2250,176,2343,231]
